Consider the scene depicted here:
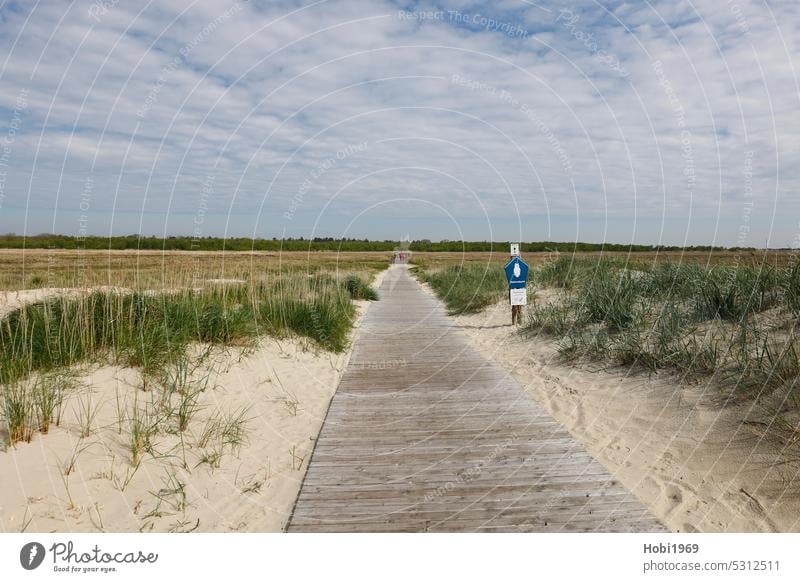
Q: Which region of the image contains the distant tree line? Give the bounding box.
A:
[0,234,774,253]
[0,234,396,251]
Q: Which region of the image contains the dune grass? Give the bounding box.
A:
[517,255,800,456]
[525,258,796,369]
[415,264,510,314]
[0,271,380,446]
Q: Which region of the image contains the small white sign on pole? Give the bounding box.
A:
[509,243,520,256]
[509,287,527,306]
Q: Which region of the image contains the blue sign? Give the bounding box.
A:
[504,257,529,289]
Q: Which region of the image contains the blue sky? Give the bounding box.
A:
[0,0,798,246]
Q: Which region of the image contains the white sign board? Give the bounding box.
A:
[509,243,520,256]
[509,287,527,306]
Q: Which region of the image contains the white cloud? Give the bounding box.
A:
[0,0,797,245]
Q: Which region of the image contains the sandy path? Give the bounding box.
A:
[446,295,800,533]
[0,270,387,533]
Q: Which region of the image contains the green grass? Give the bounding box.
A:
[785,261,800,317]
[637,262,705,300]
[692,266,782,321]
[1,382,34,445]
[536,255,581,289]
[343,274,379,301]
[0,272,375,384]
[415,264,511,315]
[0,271,379,446]
[577,271,640,331]
[521,257,798,392]
[526,301,577,336]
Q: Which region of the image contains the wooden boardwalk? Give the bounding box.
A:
[287,266,665,532]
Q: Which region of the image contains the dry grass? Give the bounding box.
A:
[411,249,797,270]
[0,249,390,291]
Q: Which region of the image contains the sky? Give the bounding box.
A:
[0,0,797,246]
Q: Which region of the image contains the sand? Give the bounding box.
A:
[0,270,386,533]
[448,294,800,532]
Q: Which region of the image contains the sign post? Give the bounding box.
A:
[504,244,528,325]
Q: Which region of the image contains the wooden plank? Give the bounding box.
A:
[287,265,665,532]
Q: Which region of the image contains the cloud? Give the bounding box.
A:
[0,0,798,246]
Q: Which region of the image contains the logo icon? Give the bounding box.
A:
[20,542,46,570]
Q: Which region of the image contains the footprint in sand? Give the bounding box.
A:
[666,485,683,505]
[661,483,687,518]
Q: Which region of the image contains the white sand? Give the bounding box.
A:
[0,271,386,533]
[450,296,800,532]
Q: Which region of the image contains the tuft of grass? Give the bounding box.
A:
[537,255,579,289]
[196,407,250,469]
[343,275,378,301]
[578,271,640,331]
[611,327,657,370]
[650,303,688,360]
[785,261,800,317]
[145,471,189,522]
[557,328,610,362]
[638,262,704,300]
[2,382,34,445]
[417,264,509,315]
[524,301,577,336]
[668,333,722,379]
[32,372,68,434]
[75,393,101,438]
[724,325,800,398]
[693,266,782,321]
[176,386,204,434]
[158,354,210,433]
[129,396,158,466]
[60,438,92,476]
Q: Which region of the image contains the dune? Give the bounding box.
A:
[0,270,386,533]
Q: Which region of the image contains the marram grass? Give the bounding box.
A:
[0,273,376,392]
[0,271,378,446]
